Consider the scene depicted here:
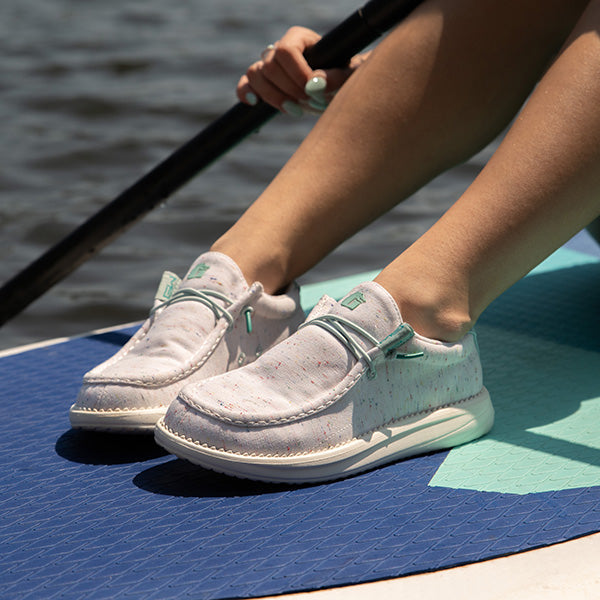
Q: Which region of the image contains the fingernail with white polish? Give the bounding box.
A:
[281,100,304,117]
[245,92,258,106]
[305,76,327,99]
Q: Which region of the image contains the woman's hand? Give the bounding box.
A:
[236,26,369,116]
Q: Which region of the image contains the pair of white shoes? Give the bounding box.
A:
[70,252,493,483]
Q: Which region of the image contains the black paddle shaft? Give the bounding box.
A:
[0,0,423,326]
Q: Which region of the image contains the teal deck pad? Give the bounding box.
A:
[1,241,598,599]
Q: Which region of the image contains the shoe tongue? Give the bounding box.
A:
[330,281,403,341]
[182,252,249,300]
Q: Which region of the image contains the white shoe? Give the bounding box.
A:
[155,281,494,482]
[70,252,305,432]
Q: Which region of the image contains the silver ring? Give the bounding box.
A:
[260,44,276,60]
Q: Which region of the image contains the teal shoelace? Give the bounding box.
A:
[150,287,254,333]
[300,314,422,379]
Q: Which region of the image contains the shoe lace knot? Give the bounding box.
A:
[300,314,422,379]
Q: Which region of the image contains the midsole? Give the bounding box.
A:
[155,388,493,482]
[69,405,166,431]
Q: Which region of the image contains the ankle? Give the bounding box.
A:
[210,236,291,295]
[395,296,475,342]
[374,272,475,343]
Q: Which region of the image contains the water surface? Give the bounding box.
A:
[0,0,495,350]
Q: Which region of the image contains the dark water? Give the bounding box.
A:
[0,0,496,351]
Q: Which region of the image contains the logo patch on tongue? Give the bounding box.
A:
[155,271,181,302]
[187,262,211,280]
[341,291,366,310]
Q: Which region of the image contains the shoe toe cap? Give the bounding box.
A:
[73,380,171,413]
[161,382,347,459]
[161,393,245,453]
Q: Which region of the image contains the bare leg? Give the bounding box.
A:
[213,0,587,295]
[376,0,600,340]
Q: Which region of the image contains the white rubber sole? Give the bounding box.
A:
[69,404,167,433]
[155,388,494,483]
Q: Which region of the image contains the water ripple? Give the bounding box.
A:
[0,0,490,350]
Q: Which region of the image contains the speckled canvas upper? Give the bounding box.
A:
[70,252,305,430]
[160,281,490,474]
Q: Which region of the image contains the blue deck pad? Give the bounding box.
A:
[1,244,599,599]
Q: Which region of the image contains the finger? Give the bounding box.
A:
[303,66,356,113]
[271,27,322,90]
[237,27,324,113]
[260,53,306,100]
[237,75,258,106]
[245,61,287,108]
[270,43,314,93]
[305,67,354,97]
[245,62,303,115]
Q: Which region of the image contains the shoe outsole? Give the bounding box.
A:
[154,387,494,483]
[69,405,167,433]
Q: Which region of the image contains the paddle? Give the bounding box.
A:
[0,0,423,327]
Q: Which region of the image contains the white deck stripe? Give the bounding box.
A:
[0,321,142,358]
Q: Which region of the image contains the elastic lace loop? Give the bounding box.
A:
[243,306,254,334]
[379,324,423,359]
[300,314,380,379]
[150,287,235,329]
[300,314,420,379]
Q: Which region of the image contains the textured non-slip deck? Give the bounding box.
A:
[1,240,599,599]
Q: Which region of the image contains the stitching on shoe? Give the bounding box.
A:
[85,324,227,386]
[86,287,266,385]
[110,318,152,361]
[183,368,365,426]
[162,392,483,457]
[73,405,167,413]
[88,319,152,375]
